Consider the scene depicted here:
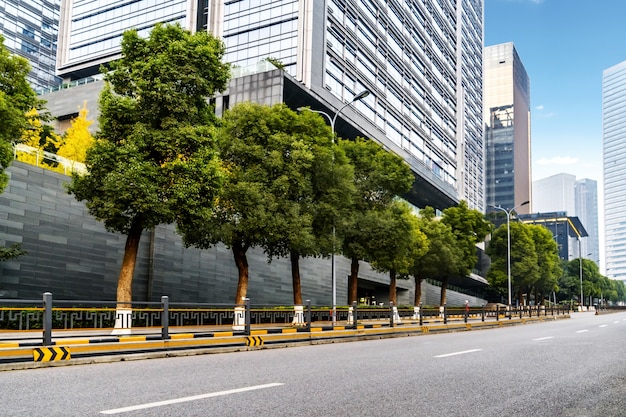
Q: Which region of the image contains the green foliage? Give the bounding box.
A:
[411,207,463,283]
[369,200,428,277]
[0,243,26,262]
[0,34,41,191]
[338,137,414,262]
[69,23,228,235]
[441,200,491,276]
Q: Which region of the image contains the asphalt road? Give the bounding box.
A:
[1,311,624,417]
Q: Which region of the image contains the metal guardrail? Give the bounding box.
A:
[0,293,571,346]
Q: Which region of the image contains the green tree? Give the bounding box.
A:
[527,224,561,304]
[0,35,41,261]
[440,201,491,306]
[369,200,428,307]
[410,207,463,307]
[337,137,415,305]
[177,102,325,307]
[256,106,354,313]
[68,24,229,316]
[487,222,539,304]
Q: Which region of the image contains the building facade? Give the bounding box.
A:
[575,178,599,267]
[221,0,485,211]
[483,42,531,214]
[0,0,61,90]
[603,60,626,283]
[532,173,598,264]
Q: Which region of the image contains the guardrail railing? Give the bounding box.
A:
[0,293,570,346]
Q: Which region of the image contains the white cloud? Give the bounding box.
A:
[536,156,579,166]
[535,105,544,111]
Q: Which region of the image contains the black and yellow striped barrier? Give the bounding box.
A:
[33,347,71,362]
[246,336,264,346]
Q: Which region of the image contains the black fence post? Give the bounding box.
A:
[481,304,485,322]
[464,301,469,323]
[161,295,169,340]
[352,301,358,330]
[443,304,447,325]
[519,305,523,319]
[43,292,52,346]
[496,305,500,322]
[389,301,394,328]
[306,300,311,332]
[244,298,251,336]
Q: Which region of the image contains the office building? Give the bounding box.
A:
[55,0,220,81]
[603,60,626,283]
[532,173,576,215]
[575,178,599,266]
[0,0,61,90]
[532,173,598,263]
[484,42,532,214]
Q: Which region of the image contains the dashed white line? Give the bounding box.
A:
[100,383,284,415]
[434,349,482,358]
[614,321,620,324]
[532,336,554,341]
[599,324,608,328]
[576,330,589,333]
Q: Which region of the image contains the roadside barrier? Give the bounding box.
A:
[0,293,571,348]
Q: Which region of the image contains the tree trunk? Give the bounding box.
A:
[290,250,302,305]
[440,277,448,306]
[414,276,423,306]
[116,216,143,309]
[389,269,397,305]
[348,257,359,305]
[233,239,249,305]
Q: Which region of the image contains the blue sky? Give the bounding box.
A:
[484,0,626,185]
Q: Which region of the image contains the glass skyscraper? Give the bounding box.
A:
[603,60,626,283]
[483,42,531,214]
[0,0,61,90]
[222,0,485,211]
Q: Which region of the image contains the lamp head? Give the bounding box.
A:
[353,90,370,101]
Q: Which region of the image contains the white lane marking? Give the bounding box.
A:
[434,349,482,358]
[599,324,608,328]
[100,383,284,415]
[614,321,620,324]
[576,330,589,333]
[532,336,554,341]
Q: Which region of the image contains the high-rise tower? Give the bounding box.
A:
[0,0,61,90]
[603,60,626,283]
[484,42,531,214]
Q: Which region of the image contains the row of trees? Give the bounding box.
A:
[487,217,626,306]
[64,24,494,313]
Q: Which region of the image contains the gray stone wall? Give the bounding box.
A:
[0,162,485,306]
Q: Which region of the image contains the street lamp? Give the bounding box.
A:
[489,200,530,311]
[297,90,370,325]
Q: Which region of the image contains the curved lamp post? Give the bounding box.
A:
[489,200,530,310]
[297,90,370,325]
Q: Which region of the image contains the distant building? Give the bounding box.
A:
[484,43,532,214]
[0,0,62,90]
[532,174,599,265]
[518,212,588,262]
[532,173,576,215]
[575,179,599,266]
[603,60,626,283]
